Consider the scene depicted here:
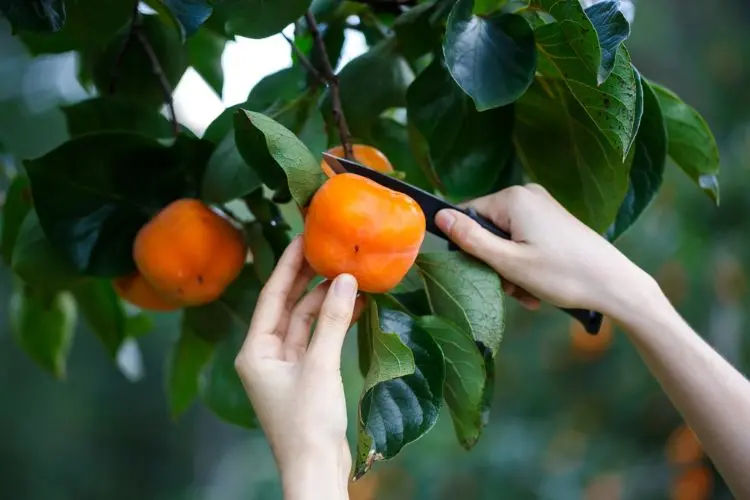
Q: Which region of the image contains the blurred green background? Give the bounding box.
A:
[1,0,749,498]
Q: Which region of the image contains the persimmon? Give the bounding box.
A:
[320,144,395,177]
[133,199,247,306]
[670,465,713,500]
[666,424,703,465]
[303,173,425,293]
[570,316,613,359]
[113,272,181,311]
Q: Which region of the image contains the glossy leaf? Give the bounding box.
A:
[9,284,77,379]
[0,0,66,33]
[415,251,505,356]
[406,58,514,198]
[187,27,226,97]
[651,81,721,203]
[535,23,638,157]
[1,174,33,266]
[161,0,212,36]
[167,323,214,418]
[202,132,262,203]
[514,79,632,231]
[355,297,445,478]
[71,279,127,357]
[584,0,631,84]
[393,2,441,60]
[234,110,326,207]
[606,76,667,241]
[444,0,536,110]
[23,132,208,277]
[11,211,85,291]
[244,221,277,283]
[369,117,433,191]
[61,96,173,139]
[217,0,311,39]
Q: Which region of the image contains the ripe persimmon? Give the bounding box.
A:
[133,199,247,306]
[570,316,613,359]
[321,144,394,177]
[113,272,180,311]
[666,424,703,465]
[303,173,425,293]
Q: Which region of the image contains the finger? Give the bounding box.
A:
[306,274,359,368]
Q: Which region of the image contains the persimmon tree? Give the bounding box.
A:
[0,0,719,478]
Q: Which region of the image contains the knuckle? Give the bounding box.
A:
[320,304,349,325]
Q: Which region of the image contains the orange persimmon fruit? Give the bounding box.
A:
[303,172,426,293]
[133,198,247,306]
[320,144,395,177]
[113,272,181,311]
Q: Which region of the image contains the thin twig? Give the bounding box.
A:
[304,10,354,159]
[281,32,324,84]
[109,0,140,94]
[133,27,179,136]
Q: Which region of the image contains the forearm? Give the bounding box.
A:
[608,277,750,498]
[279,443,351,500]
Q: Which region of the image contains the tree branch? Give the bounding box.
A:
[304,10,354,160]
[281,32,323,84]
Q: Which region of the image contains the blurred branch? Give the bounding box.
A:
[281,32,323,84]
[304,9,353,159]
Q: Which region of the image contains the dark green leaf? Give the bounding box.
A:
[243,191,292,260]
[535,23,638,157]
[1,173,33,266]
[355,296,445,478]
[295,17,345,84]
[61,96,173,139]
[167,322,215,418]
[161,0,213,36]
[584,0,630,84]
[417,315,487,449]
[415,251,505,356]
[9,284,77,379]
[125,311,155,338]
[369,117,432,191]
[0,0,66,33]
[217,0,310,39]
[11,211,85,290]
[202,132,262,203]
[606,75,666,241]
[234,110,326,207]
[187,27,226,97]
[23,132,207,277]
[406,58,514,198]
[273,97,328,162]
[651,81,720,203]
[71,279,127,357]
[244,221,277,283]
[514,79,632,231]
[393,2,441,60]
[444,1,536,110]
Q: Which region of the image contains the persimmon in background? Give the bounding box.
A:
[303,172,426,293]
[670,465,713,500]
[133,198,247,306]
[113,272,180,311]
[320,144,395,177]
[570,316,614,359]
[666,424,704,465]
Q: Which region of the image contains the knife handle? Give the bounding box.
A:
[447,207,604,335]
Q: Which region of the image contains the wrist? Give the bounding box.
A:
[601,265,671,331]
[279,440,351,500]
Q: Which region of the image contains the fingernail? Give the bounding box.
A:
[435,210,456,232]
[334,274,357,297]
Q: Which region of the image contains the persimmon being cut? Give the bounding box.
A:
[133,198,247,306]
[320,144,394,177]
[303,172,426,293]
[113,272,181,311]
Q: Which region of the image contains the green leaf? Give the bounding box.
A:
[584,0,631,84]
[234,110,326,207]
[9,284,77,380]
[393,2,441,60]
[23,132,207,277]
[606,76,666,241]
[369,117,433,191]
[295,17,345,84]
[167,323,215,418]
[0,0,66,33]
[444,0,536,110]
[406,58,514,198]
[535,23,638,157]
[355,296,444,478]
[161,0,213,36]
[187,26,226,97]
[71,279,127,357]
[217,0,310,39]
[415,251,505,356]
[1,174,33,266]
[61,96,173,139]
[88,13,188,109]
[417,315,487,450]
[11,211,85,290]
[202,132,262,203]
[514,79,632,231]
[244,221,277,283]
[650,81,720,203]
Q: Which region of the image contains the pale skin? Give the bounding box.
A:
[235,183,750,500]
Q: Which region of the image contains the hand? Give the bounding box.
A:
[435,184,658,319]
[234,237,365,499]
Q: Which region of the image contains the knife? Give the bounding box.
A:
[321,152,603,335]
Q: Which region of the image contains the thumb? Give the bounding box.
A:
[307,273,358,368]
[435,209,518,270]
